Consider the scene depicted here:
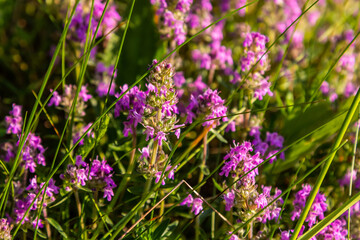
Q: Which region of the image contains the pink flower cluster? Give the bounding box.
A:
[180,194,203,215]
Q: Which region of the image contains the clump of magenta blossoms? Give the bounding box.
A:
[220,141,283,225]
[4,103,22,135]
[290,184,327,227]
[114,84,146,137]
[48,84,92,118]
[249,127,285,164]
[150,0,193,45]
[93,62,117,97]
[137,60,183,178]
[281,183,347,240]
[319,29,358,102]
[185,88,228,128]
[191,21,234,73]
[69,0,121,43]
[231,32,273,101]
[13,176,59,230]
[180,194,203,215]
[60,155,116,201]
[1,104,46,173]
[0,218,12,240]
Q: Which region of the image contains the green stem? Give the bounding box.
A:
[196,131,208,240]
[43,208,52,240]
[109,129,137,209]
[74,189,85,238]
[348,109,360,238]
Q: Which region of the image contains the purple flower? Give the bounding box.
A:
[181,194,193,207]
[186,88,228,128]
[155,131,167,146]
[48,89,61,107]
[144,126,155,141]
[291,184,327,227]
[220,141,263,186]
[192,198,203,215]
[114,84,146,136]
[0,218,12,240]
[5,104,23,135]
[139,147,150,160]
[224,190,235,211]
[180,194,203,215]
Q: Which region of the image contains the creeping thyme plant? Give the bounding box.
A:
[1,0,360,239]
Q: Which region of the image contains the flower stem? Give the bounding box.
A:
[43,208,52,240]
[196,131,208,240]
[109,128,137,209]
[74,189,85,237]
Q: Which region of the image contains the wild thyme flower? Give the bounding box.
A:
[20,133,46,173]
[180,194,203,215]
[2,105,46,172]
[220,0,246,16]
[219,141,262,186]
[141,59,181,143]
[151,0,193,45]
[69,0,121,43]
[61,155,116,201]
[0,218,12,240]
[94,62,117,97]
[290,184,327,228]
[155,164,178,185]
[114,84,146,137]
[14,176,59,229]
[233,32,273,101]
[281,219,347,239]
[5,103,23,135]
[185,88,228,127]
[48,84,92,118]
[191,21,233,71]
[249,127,285,163]
[220,141,283,224]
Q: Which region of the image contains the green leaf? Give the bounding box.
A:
[36,229,47,239]
[49,192,73,208]
[200,165,210,176]
[152,218,170,239]
[47,217,68,239]
[95,114,110,143]
[209,128,228,144]
[212,178,224,192]
[272,97,357,173]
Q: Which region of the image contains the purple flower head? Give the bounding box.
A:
[5,104,23,135]
[48,84,91,118]
[154,164,177,186]
[250,127,285,163]
[155,131,167,146]
[114,84,146,135]
[95,63,117,97]
[192,198,203,215]
[181,194,194,207]
[180,194,203,215]
[139,147,150,160]
[291,184,328,227]
[48,89,61,107]
[0,218,12,240]
[186,88,228,128]
[220,141,263,186]
[224,190,235,211]
[69,0,121,42]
